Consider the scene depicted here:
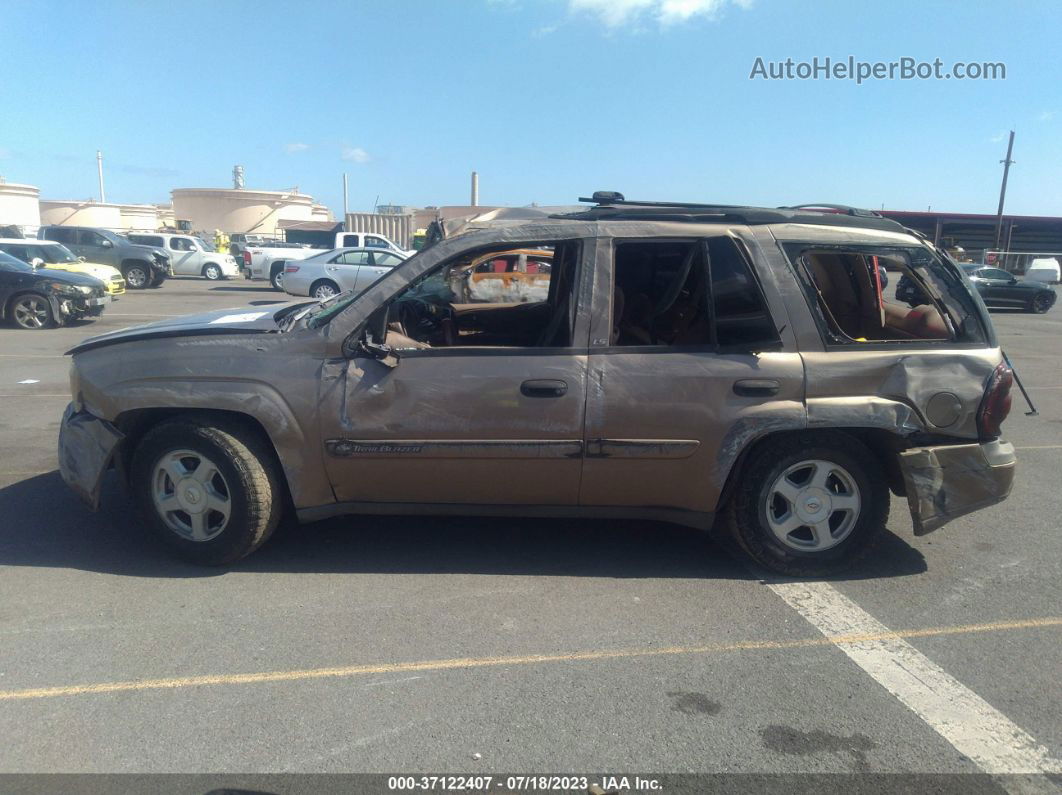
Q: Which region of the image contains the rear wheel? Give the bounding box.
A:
[310,280,340,300]
[10,293,55,330]
[1029,292,1054,314]
[270,264,285,291]
[131,417,284,565]
[124,263,150,289]
[721,432,888,576]
[202,263,222,280]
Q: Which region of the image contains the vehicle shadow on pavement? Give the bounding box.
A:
[0,472,927,581]
[209,286,280,293]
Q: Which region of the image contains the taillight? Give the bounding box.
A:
[977,362,1014,440]
[242,251,251,265]
[285,265,300,273]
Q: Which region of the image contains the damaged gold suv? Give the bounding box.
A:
[58,195,1017,574]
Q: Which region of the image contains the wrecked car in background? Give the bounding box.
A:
[58,195,1016,575]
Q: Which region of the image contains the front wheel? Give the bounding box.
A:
[10,293,56,329]
[124,264,150,289]
[131,417,284,565]
[721,432,888,576]
[202,263,222,281]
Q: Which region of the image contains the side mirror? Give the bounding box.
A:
[101,239,113,248]
[30,258,44,268]
[1009,277,1017,285]
[357,334,400,368]
[77,256,86,262]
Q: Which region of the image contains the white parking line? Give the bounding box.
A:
[767,580,1061,787]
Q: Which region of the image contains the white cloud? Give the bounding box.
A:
[568,0,747,28]
[1038,110,1056,121]
[533,24,558,36]
[341,146,371,163]
[285,142,310,153]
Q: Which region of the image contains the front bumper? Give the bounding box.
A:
[57,403,124,510]
[899,439,1016,535]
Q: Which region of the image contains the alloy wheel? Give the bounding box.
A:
[152,449,232,542]
[13,295,51,329]
[765,459,861,552]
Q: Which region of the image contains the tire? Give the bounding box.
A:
[202,263,222,281]
[149,271,167,288]
[131,417,284,565]
[1029,292,1054,314]
[9,293,56,330]
[124,263,150,289]
[270,264,285,291]
[721,431,888,576]
[310,280,340,300]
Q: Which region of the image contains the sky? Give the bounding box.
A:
[1,0,1060,217]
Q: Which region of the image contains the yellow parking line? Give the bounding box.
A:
[0,616,1057,702]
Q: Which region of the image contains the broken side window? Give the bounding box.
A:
[786,244,987,345]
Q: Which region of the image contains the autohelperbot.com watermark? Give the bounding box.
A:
[750,55,1006,84]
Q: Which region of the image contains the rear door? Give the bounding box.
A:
[579,235,803,516]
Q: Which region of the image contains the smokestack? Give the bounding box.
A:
[343,172,349,231]
[232,164,245,190]
[471,171,479,207]
[96,150,105,203]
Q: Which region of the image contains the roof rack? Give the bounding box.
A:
[558,192,907,233]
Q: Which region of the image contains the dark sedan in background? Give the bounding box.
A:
[0,251,111,329]
[897,264,1056,314]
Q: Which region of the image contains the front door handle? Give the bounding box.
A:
[733,378,780,397]
[521,379,567,398]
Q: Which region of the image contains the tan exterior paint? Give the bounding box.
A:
[40,200,123,229]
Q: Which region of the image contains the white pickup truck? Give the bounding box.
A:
[242,232,410,289]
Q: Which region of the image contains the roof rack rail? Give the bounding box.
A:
[778,203,882,218]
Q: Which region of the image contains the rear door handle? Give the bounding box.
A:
[733,379,780,397]
[521,379,568,398]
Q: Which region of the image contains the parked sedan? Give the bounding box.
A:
[0,238,126,295]
[283,247,407,299]
[961,266,1056,313]
[0,251,111,329]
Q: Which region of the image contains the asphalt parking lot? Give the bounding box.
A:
[0,277,1059,787]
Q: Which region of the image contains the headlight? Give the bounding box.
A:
[47,281,79,294]
[77,285,94,295]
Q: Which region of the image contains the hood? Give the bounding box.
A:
[126,241,169,260]
[67,304,302,355]
[36,268,108,288]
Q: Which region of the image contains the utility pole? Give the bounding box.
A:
[471,171,479,207]
[342,173,349,231]
[993,131,1015,249]
[96,150,106,203]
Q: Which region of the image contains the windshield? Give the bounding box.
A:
[41,243,78,263]
[194,238,211,252]
[0,251,33,272]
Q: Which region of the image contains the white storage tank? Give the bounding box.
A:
[171,188,315,235]
[118,204,160,232]
[311,203,333,221]
[39,200,122,230]
[0,180,42,234]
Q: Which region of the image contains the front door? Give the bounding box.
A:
[579,236,804,515]
[168,236,198,275]
[319,239,591,506]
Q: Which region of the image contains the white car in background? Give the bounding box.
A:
[126,233,240,280]
[283,247,407,299]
